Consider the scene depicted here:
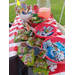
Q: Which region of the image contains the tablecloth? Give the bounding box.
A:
[9,14,65,75]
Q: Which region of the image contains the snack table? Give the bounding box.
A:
[9,14,65,75]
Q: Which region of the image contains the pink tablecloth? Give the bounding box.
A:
[9,14,65,75]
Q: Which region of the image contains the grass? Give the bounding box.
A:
[9,0,15,3]
[9,0,65,26]
[50,0,65,25]
[9,5,16,22]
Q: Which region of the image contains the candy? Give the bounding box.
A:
[27,37,35,46]
[17,46,28,54]
[48,26,53,32]
[22,11,27,15]
[37,30,40,35]
[21,53,35,66]
[33,5,39,14]
[21,3,27,10]
[43,26,46,31]
[27,11,32,14]
[30,13,45,24]
[43,42,47,49]
[35,38,43,47]
[33,67,49,75]
[15,2,32,15]
[18,29,25,34]
[43,40,65,62]
[44,32,54,36]
[46,40,52,47]
[20,42,46,58]
[14,34,28,42]
[34,58,48,69]
[28,49,34,54]
[37,26,54,36]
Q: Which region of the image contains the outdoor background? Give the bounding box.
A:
[9,0,65,26]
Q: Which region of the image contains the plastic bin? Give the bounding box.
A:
[34,23,57,39]
[29,17,45,28]
[41,37,65,64]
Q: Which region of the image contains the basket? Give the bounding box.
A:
[41,37,65,64]
[34,23,57,39]
[29,17,45,28]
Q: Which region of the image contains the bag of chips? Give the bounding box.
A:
[21,53,35,66]
[27,37,36,46]
[17,46,28,54]
[33,67,49,75]
[14,34,28,42]
[34,58,48,69]
[18,29,26,34]
[28,49,34,54]
[34,38,43,47]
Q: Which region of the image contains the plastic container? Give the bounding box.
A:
[18,14,32,21]
[37,0,51,20]
[29,17,45,28]
[34,23,57,39]
[41,37,65,64]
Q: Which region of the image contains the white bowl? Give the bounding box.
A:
[18,14,32,21]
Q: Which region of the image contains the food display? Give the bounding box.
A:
[9,2,65,75]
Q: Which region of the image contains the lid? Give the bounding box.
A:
[37,0,51,8]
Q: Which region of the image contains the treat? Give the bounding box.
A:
[34,38,43,47]
[14,34,28,42]
[15,3,32,15]
[28,49,34,54]
[37,50,46,59]
[17,46,28,54]
[27,37,36,46]
[30,14,45,24]
[43,40,65,62]
[23,22,33,37]
[18,29,26,34]
[21,42,46,59]
[21,53,35,66]
[33,67,49,75]
[34,58,47,69]
[37,26,54,36]
[21,3,27,10]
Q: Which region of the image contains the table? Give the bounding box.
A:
[9,14,65,75]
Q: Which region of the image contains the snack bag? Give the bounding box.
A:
[21,53,35,66]
[18,29,26,34]
[17,46,28,54]
[34,58,48,69]
[20,42,46,59]
[35,38,43,47]
[14,34,28,42]
[27,37,36,46]
[33,67,49,75]
[38,50,46,59]
[23,22,34,37]
[28,49,34,54]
